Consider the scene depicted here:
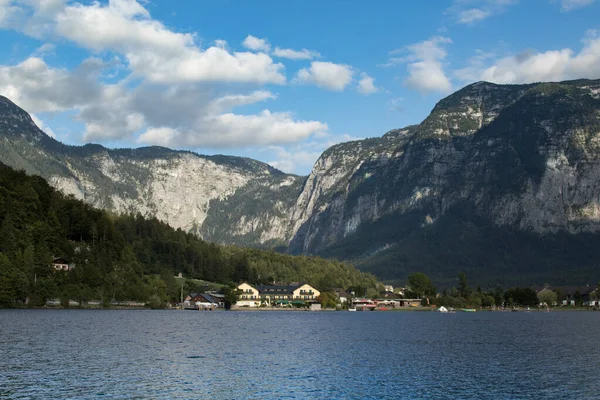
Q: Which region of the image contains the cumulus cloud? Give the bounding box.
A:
[0,56,328,147]
[266,145,324,174]
[208,90,276,114]
[454,49,496,82]
[0,56,106,113]
[242,35,270,52]
[457,8,490,23]
[357,73,378,95]
[265,133,357,174]
[138,110,328,148]
[6,0,286,85]
[559,0,595,11]
[0,0,344,153]
[294,61,353,91]
[448,0,517,25]
[456,31,600,84]
[33,42,55,56]
[389,36,453,94]
[273,47,320,60]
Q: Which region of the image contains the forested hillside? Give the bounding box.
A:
[0,163,378,306]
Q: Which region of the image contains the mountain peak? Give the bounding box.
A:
[416,81,534,139]
[0,95,44,139]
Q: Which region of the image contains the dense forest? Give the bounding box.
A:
[0,162,379,307]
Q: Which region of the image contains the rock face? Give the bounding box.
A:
[2,79,600,285]
[289,80,600,249]
[283,79,600,285]
[0,95,290,236]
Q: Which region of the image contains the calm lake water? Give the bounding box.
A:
[1,309,599,399]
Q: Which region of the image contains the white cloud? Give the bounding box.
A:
[33,42,55,56]
[559,0,595,11]
[134,126,175,147]
[242,35,270,52]
[389,98,404,112]
[479,50,572,83]
[265,133,358,174]
[267,145,324,174]
[294,61,353,91]
[138,110,328,148]
[449,0,518,25]
[457,8,490,23]
[454,49,496,81]
[357,73,378,95]
[0,56,329,148]
[213,39,227,49]
[0,1,348,153]
[395,36,453,94]
[273,47,320,60]
[208,90,276,114]
[0,56,106,113]
[457,32,600,84]
[7,0,286,85]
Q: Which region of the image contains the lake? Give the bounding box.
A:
[1,309,599,399]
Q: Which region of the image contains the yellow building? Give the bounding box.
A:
[237,282,320,307]
[292,284,320,301]
[237,282,261,307]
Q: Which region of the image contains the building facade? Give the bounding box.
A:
[236,282,320,307]
[237,282,261,307]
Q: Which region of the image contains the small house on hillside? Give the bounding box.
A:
[52,257,73,272]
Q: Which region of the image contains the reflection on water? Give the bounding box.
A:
[1,309,599,399]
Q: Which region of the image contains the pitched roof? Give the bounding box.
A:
[256,284,298,295]
[552,286,597,295]
[256,283,312,295]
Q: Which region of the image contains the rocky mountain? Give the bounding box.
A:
[291,79,600,285]
[2,79,600,286]
[0,95,293,237]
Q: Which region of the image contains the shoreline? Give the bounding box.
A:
[2,304,599,312]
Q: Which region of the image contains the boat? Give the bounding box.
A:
[438,306,448,313]
[348,307,356,312]
[462,308,476,312]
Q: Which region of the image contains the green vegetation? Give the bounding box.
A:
[537,288,558,306]
[406,272,436,298]
[322,203,600,287]
[405,271,541,309]
[0,163,378,307]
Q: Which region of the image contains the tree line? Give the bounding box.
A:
[405,271,545,308]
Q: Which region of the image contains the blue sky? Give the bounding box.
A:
[1,0,599,174]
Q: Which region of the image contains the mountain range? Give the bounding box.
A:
[2,79,600,286]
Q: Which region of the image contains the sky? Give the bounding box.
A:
[1,0,600,175]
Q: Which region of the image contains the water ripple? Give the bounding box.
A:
[1,310,599,399]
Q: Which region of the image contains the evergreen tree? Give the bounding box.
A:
[458,272,471,298]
